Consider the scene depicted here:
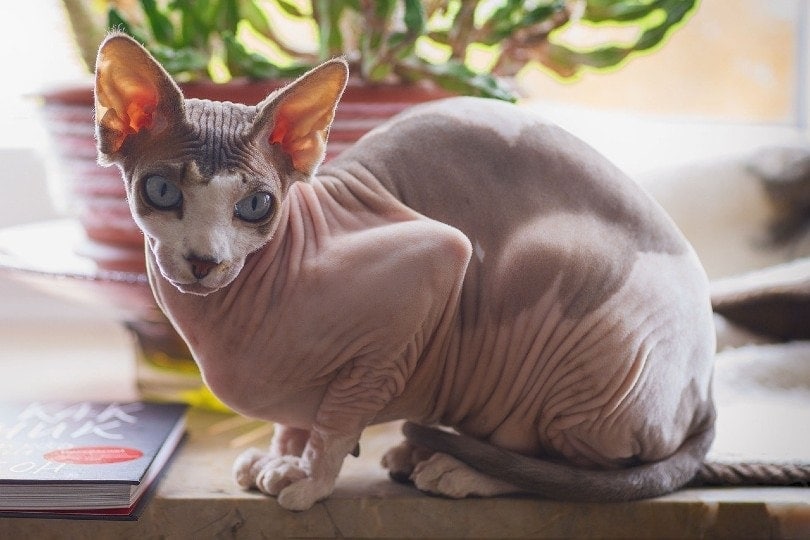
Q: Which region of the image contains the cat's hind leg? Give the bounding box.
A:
[411,453,524,498]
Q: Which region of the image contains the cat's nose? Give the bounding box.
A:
[186,255,219,280]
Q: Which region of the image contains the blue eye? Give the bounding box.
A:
[235,192,273,222]
[143,175,182,210]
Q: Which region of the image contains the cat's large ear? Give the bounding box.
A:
[252,58,348,179]
[94,33,184,161]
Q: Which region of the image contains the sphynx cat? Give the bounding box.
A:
[94,34,716,511]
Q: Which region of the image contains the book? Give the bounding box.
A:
[0,400,187,520]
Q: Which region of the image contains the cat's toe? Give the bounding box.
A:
[254,455,309,496]
[233,447,269,489]
[277,477,334,511]
[381,439,434,484]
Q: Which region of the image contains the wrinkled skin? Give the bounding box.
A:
[95,35,715,511]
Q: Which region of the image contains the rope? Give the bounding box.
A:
[692,461,810,487]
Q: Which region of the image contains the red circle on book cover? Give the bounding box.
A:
[44,446,144,465]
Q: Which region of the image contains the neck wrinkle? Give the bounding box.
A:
[293,181,332,251]
[223,188,294,309]
[235,174,385,304]
[316,162,422,225]
[277,182,318,279]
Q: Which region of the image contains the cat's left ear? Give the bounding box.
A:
[252,58,348,179]
[94,33,185,161]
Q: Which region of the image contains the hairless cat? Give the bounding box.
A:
[94,34,715,511]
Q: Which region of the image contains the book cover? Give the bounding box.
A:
[0,400,187,520]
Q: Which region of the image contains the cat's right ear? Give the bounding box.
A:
[250,58,348,181]
[94,33,184,163]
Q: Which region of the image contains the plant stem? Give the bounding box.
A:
[448,0,478,61]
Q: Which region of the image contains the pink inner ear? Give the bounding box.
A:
[270,114,291,149]
[126,96,157,133]
[269,113,315,171]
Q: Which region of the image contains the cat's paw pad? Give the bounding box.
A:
[381,440,434,483]
[254,455,309,496]
[411,452,519,498]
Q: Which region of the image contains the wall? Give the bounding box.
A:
[521,0,802,123]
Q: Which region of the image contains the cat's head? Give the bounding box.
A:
[93,33,347,295]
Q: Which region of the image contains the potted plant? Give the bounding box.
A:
[52,0,696,261]
[42,0,696,405]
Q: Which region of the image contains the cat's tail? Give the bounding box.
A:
[402,420,715,502]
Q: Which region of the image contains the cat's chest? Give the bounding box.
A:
[155,255,350,422]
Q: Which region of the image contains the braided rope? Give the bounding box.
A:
[693,461,810,487]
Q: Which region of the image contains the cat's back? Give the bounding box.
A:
[328,96,685,256]
[327,97,715,464]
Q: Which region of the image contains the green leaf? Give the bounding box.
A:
[551,44,630,71]
[274,0,306,18]
[216,0,242,33]
[374,0,397,21]
[483,0,566,43]
[314,0,346,58]
[484,0,527,40]
[426,29,451,46]
[149,45,210,75]
[223,33,308,79]
[546,0,697,77]
[583,0,664,23]
[634,0,696,51]
[142,0,176,45]
[394,43,417,61]
[240,0,273,37]
[200,0,223,29]
[178,6,209,48]
[170,0,215,50]
[401,59,517,101]
[369,62,392,81]
[403,0,426,35]
[521,0,566,27]
[387,31,407,50]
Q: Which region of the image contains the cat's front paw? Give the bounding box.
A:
[254,456,309,497]
[233,448,307,496]
[233,451,330,510]
[411,452,520,498]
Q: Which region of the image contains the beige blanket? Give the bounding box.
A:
[709,259,810,474]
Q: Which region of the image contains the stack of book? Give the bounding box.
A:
[0,400,187,520]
